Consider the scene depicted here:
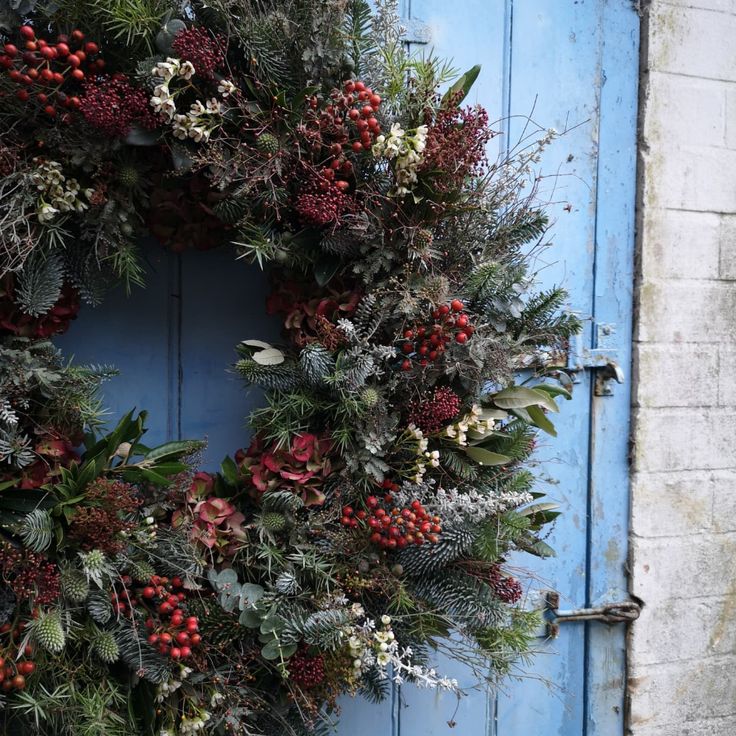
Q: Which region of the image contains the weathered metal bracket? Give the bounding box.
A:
[544,591,641,638]
[566,322,625,395]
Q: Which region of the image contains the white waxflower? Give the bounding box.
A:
[37,202,59,222]
[377,652,391,666]
[353,658,363,669]
[206,97,223,114]
[179,60,196,79]
[218,79,237,97]
[188,125,210,143]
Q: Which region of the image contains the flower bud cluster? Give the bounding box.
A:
[30,158,92,222]
[372,122,428,196]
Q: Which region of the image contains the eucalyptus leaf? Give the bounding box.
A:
[464,447,511,466]
[526,405,557,436]
[492,386,559,413]
[252,348,285,366]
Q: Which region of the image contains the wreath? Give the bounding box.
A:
[0,1,580,734]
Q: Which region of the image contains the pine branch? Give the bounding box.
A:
[398,525,476,577]
[115,623,171,683]
[16,252,64,317]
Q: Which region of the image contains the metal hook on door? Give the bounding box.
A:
[544,591,641,638]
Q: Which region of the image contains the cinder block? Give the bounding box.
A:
[628,657,736,729]
[630,471,714,536]
[630,533,736,604]
[632,408,736,473]
[635,280,736,343]
[630,715,736,736]
[644,71,726,148]
[719,215,736,278]
[629,594,736,667]
[648,4,736,82]
[639,209,721,281]
[633,344,719,407]
[659,0,736,14]
[710,469,736,531]
[640,145,736,213]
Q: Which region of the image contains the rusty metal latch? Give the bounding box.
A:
[545,591,641,638]
[566,321,625,396]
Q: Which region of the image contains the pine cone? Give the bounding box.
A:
[93,631,120,663]
[33,611,66,654]
[61,569,90,603]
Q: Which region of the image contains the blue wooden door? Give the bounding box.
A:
[59,1,639,734]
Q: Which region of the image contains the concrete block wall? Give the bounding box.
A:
[629,1,736,734]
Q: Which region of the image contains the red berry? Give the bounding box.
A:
[369,94,381,108]
[71,68,84,81]
[19,26,35,41]
[11,675,25,690]
[351,141,363,152]
[18,662,34,676]
[451,299,464,312]
[40,68,54,81]
[356,119,368,131]
[55,42,70,57]
[361,105,373,117]
[147,634,159,645]
[335,180,350,191]
[159,602,172,615]
[67,54,81,67]
[179,646,192,658]
[160,633,172,644]
[175,631,190,645]
[344,81,355,93]
[71,30,85,42]
[53,72,64,84]
[171,614,183,627]
[170,647,181,660]
[455,332,468,344]
[15,89,29,101]
[464,325,475,336]
[39,46,55,59]
[43,104,56,117]
[354,81,366,92]
[142,586,155,599]
[84,42,99,54]
[4,44,17,57]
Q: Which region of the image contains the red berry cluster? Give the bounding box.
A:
[112,575,202,661]
[399,299,475,371]
[69,478,142,554]
[0,544,60,606]
[289,645,326,688]
[341,482,442,550]
[1,26,103,120]
[0,625,35,693]
[407,386,462,435]
[79,75,158,138]
[487,565,523,604]
[295,174,355,227]
[171,26,226,77]
[304,80,382,189]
